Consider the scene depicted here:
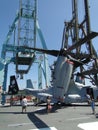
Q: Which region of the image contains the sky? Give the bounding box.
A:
[0,0,98,90]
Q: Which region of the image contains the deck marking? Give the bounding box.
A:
[78,121,98,130]
[67,116,90,121]
[8,122,32,127]
[29,127,57,130]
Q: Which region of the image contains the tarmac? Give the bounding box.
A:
[0,103,98,130]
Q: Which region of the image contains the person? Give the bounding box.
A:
[10,95,13,106]
[90,97,95,114]
[21,96,27,113]
[20,95,22,105]
[46,96,52,113]
[86,94,91,104]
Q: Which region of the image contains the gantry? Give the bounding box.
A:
[61,0,98,85]
[0,0,50,104]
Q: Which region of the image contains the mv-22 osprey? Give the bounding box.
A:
[24,31,98,104]
[24,0,98,104]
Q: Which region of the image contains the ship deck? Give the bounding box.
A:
[0,103,98,130]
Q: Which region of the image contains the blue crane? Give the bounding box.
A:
[0,0,50,104]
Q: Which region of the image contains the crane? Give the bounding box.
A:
[61,0,98,85]
[0,0,50,104]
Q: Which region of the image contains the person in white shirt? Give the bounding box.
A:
[21,96,27,113]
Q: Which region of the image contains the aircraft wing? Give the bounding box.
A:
[24,88,52,97]
[24,88,42,96]
[37,93,52,97]
[24,88,53,103]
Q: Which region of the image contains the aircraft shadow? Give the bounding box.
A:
[33,104,70,115]
[27,112,49,129]
[95,113,98,118]
[27,105,69,129]
[34,107,58,115]
[0,111,24,114]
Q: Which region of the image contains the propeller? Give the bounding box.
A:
[21,31,98,56]
[19,31,98,68]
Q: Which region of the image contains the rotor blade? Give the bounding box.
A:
[66,32,98,52]
[21,32,98,58]
[63,52,90,59]
[22,46,60,56]
[81,68,98,75]
[67,55,84,67]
